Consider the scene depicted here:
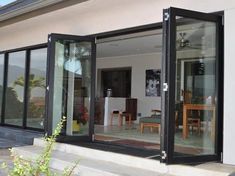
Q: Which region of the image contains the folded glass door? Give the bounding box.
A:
[46,34,96,141]
[161,7,223,164]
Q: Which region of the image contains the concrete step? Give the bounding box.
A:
[33,138,166,173]
[31,138,232,176]
[13,145,167,176]
[30,138,232,176]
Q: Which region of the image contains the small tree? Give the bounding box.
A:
[1,117,79,176]
[13,74,45,99]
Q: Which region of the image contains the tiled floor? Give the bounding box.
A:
[95,124,214,155]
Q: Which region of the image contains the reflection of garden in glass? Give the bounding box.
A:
[27,48,47,129]
[5,51,26,126]
[4,48,47,129]
[14,74,46,128]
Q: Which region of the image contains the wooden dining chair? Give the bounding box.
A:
[182,90,201,134]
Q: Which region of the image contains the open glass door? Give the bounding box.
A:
[161,7,223,164]
[46,34,96,142]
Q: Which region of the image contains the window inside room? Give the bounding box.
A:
[100,68,131,98]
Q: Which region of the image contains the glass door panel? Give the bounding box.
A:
[174,18,217,156]
[162,8,223,164]
[27,48,47,129]
[47,34,95,141]
[0,54,4,122]
[5,51,26,126]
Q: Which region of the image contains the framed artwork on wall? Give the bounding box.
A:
[145,69,161,97]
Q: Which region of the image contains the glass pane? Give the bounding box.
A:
[174,17,217,156]
[27,48,47,129]
[0,54,4,120]
[52,39,92,136]
[5,51,26,126]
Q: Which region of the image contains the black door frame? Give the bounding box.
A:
[161,7,223,164]
[46,33,96,142]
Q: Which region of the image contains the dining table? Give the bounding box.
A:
[182,104,216,139]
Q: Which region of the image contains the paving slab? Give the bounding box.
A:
[0,137,25,149]
[0,127,43,145]
[0,149,12,176]
[196,162,235,174]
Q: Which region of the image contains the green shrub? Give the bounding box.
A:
[1,116,78,176]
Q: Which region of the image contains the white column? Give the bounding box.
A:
[223,8,235,165]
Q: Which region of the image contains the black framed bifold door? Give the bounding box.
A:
[161,7,223,164]
[46,34,96,142]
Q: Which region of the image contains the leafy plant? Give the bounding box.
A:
[1,116,79,176]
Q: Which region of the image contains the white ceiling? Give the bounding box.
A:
[96,21,215,58]
[96,29,162,58]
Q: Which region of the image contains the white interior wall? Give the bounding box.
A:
[96,53,161,120]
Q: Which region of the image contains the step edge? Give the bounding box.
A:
[33,138,231,176]
[33,138,166,173]
[13,146,157,176]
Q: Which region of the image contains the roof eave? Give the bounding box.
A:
[0,0,65,22]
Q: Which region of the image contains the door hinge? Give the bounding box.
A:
[221,152,223,162]
[92,134,95,141]
[46,86,49,91]
[95,38,97,44]
[161,150,167,160]
[163,83,168,91]
[48,36,51,42]
[164,12,169,21]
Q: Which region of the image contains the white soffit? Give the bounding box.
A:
[97,29,163,58]
[0,0,67,22]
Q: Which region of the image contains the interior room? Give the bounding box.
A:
[94,19,216,156]
[94,29,162,155]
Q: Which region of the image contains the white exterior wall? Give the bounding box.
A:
[1,0,235,51]
[223,9,235,165]
[1,0,235,165]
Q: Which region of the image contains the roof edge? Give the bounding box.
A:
[0,0,64,22]
[0,0,88,28]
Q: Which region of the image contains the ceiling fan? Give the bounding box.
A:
[176,32,202,50]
